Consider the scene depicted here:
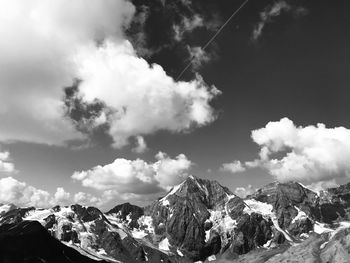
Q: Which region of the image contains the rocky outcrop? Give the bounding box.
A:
[230,213,273,254]
[249,182,318,229]
[106,202,144,229]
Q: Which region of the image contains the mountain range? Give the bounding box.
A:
[1,175,350,262]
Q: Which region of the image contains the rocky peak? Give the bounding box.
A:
[106,202,144,229]
[160,175,234,211]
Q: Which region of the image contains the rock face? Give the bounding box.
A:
[0,204,176,263]
[2,177,350,263]
[144,175,236,261]
[107,202,144,229]
[0,220,109,263]
[249,182,318,229]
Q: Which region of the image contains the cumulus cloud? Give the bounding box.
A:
[0,0,135,145]
[0,0,219,148]
[220,160,246,174]
[234,185,255,198]
[252,0,307,41]
[0,177,51,207]
[53,187,71,206]
[74,42,220,147]
[0,176,105,208]
[72,152,193,198]
[73,192,101,207]
[241,118,350,183]
[0,150,15,173]
[132,136,148,154]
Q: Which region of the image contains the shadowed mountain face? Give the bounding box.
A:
[1,177,350,262]
[0,220,109,263]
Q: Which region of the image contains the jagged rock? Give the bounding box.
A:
[71,204,105,222]
[107,202,144,229]
[204,220,213,231]
[250,182,317,229]
[227,196,246,219]
[200,231,221,259]
[44,214,56,229]
[288,217,313,236]
[145,175,235,261]
[231,213,273,254]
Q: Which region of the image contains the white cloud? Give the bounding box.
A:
[72,152,193,197]
[252,0,307,41]
[0,0,220,147]
[186,46,212,70]
[242,118,350,183]
[0,150,15,173]
[53,187,71,206]
[234,185,255,198]
[173,14,204,42]
[220,160,246,174]
[0,176,106,208]
[0,0,135,145]
[74,41,220,147]
[132,136,148,154]
[73,192,101,207]
[306,180,339,194]
[0,177,52,207]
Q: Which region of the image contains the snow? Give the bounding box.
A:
[243,199,273,216]
[162,199,170,206]
[177,249,183,257]
[313,222,333,234]
[137,216,154,235]
[208,255,216,261]
[160,181,184,202]
[131,229,148,239]
[271,217,293,242]
[291,206,307,224]
[0,204,11,214]
[205,229,211,242]
[159,238,170,251]
[24,209,52,222]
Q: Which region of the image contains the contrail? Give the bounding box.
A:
[176,0,250,81]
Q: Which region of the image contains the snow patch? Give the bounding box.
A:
[243,199,273,216]
[291,206,307,224]
[177,249,183,257]
[208,255,216,261]
[159,238,170,251]
[313,222,333,234]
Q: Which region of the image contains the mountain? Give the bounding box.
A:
[1,176,350,262]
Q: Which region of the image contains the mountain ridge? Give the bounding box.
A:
[1,176,350,262]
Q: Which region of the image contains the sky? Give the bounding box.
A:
[1,0,350,210]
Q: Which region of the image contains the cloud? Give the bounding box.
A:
[186,46,213,70]
[241,118,350,183]
[220,160,246,174]
[0,176,105,208]
[132,136,148,154]
[72,152,193,198]
[0,177,51,207]
[0,150,15,173]
[234,185,255,198]
[0,0,135,145]
[0,0,220,148]
[53,187,71,206]
[306,180,339,194]
[173,14,205,42]
[252,0,307,41]
[73,192,101,207]
[74,42,221,147]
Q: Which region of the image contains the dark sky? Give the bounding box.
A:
[1,0,350,208]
